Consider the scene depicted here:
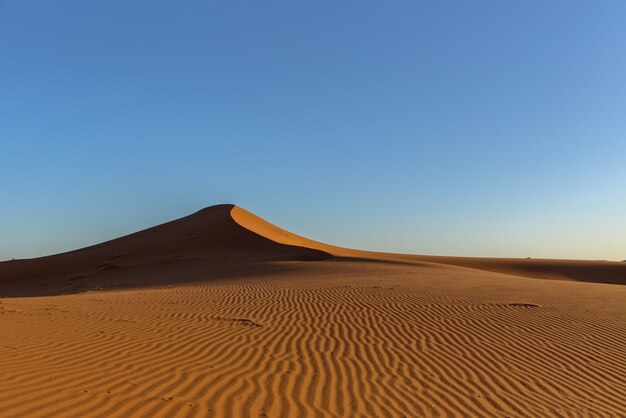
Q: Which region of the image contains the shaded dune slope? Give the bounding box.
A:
[0,205,330,296]
[1,204,624,297]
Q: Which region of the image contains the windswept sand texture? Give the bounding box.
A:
[0,205,625,417]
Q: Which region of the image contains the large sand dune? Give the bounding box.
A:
[0,205,624,417]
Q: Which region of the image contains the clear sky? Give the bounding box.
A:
[2,1,626,261]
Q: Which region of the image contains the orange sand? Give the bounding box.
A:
[0,204,624,417]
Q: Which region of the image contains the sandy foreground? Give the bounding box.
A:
[1,205,625,417]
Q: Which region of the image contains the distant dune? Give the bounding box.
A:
[0,205,624,417]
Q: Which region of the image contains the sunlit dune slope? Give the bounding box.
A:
[231,206,626,285]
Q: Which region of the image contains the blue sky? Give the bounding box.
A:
[1,1,625,260]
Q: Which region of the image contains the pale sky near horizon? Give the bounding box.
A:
[1,1,626,261]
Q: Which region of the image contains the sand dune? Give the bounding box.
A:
[0,204,625,417]
[2,204,624,296]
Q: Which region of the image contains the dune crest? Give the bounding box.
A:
[230,206,354,255]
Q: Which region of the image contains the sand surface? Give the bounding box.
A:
[0,205,625,417]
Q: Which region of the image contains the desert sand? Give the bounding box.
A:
[0,204,624,417]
